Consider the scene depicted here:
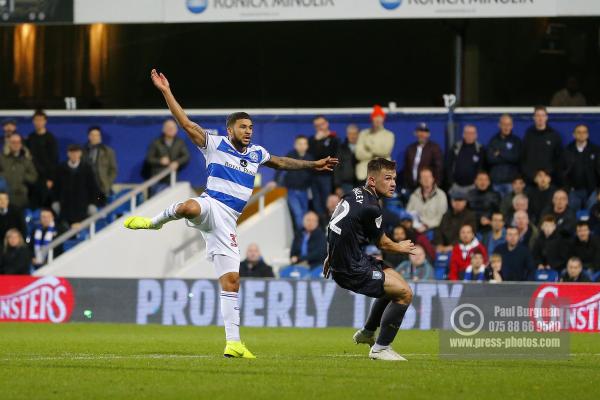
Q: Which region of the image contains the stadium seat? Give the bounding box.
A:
[535,269,559,282]
[310,266,325,279]
[576,210,590,222]
[278,265,311,279]
[434,252,450,280]
[106,189,144,221]
[63,238,83,252]
[591,270,600,283]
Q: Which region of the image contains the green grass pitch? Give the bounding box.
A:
[0,323,598,400]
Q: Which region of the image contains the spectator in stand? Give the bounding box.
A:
[448,224,488,281]
[514,210,539,250]
[467,171,501,231]
[406,167,447,233]
[402,123,444,191]
[550,77,587,107]
[398,217,436,261]
[500,176,527,219]
[433,190,477,253]
[446,124,485,195]
[54,145,99,229]
[506,193,531,225]
[494,226,535,281]
[290,211,327,270]
[463,250,486,282]
[2,118,17,154]
[560,257,590,283]
[383,225,410,267]
[541,189,576,238]
[83,126,118,206]
[0,229,30,275]
[239,243,275,278]
[31,209,59,269]
[0,134,38,209]
[355,105,395,182]
[334,124,359,194]
[146,119,190,192]
[321,194,341,229]
[396,245,433,282]
[0,192,26,242]
[275,135,313,229]
[486,114,523,196]
[591,191,600,235]
[560,124,600,211]
[309,115,339,216]
[485,253,504,283]
[521,106,562,183]
[569,222,600,271]
[527,169,556,223]
[481,212,506,255]
[26,110,59,208]
[532,215,571,272]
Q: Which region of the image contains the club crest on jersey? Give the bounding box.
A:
[240,159,248,167]
[230,234,238,247]
[375,216,382,229]
[249,151,260,163]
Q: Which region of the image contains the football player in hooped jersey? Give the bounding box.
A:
[324,158,416,361]
[125,69,338,358]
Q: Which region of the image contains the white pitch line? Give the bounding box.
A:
[0,354,212,362]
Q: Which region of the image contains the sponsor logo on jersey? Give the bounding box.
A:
[230,233,238,248]
[372,271,383,280]
[0,276,74,323]
[240,159,248,167]
[375,215,382,229]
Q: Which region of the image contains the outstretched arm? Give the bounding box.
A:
[378,233,416,255]
[150,69,206,148]
[265,155,338,171]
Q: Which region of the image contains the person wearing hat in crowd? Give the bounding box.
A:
[355,105,395,182]
[402,122,443,191]
[53,144,100,229]
[433,189,477,254]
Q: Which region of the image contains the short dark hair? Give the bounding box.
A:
[491,211,504,219]
[32,109,47,119]
[313,115,327,122]
[534,105,547,114]
[367,158,396,175]
[535,169,551,178]
[506,226,519,233]
[541,214,556,224]
[574,124,589,132]
[226,112,251,129]
[476,170,489,178]
[88,125,102,134]
[67,144,82,152]
[295,135,308,141]
[576,221,590,229]
[470,249,484,258]
[512,175,525,183]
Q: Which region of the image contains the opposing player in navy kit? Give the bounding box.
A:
[324,158,416,361]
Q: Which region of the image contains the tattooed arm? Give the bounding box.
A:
[265,155,338,171]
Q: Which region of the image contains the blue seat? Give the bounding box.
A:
[106,190,144,221]
[535,269,559,282]
[310,266,325,279]
[63,238,83,252]
[278,265,311,279]
[433,252,450,280]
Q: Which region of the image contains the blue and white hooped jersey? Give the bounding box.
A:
[199,134,271,216]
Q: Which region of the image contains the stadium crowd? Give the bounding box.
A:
[1,106,599,283]
[273,105,600,283]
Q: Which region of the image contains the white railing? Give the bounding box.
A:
[42,167,177,264]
